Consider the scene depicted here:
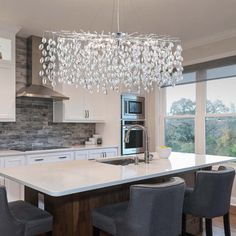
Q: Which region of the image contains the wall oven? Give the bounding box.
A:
[121,95,145,120]
[121,120,145,155]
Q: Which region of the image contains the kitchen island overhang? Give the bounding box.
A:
[0,152,234,236]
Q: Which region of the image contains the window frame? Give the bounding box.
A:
[159,73,236,156]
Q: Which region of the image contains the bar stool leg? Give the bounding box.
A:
[223,212,231,236]
[182,213,186,235]
[205,218,213,236]
[93,226,100,236]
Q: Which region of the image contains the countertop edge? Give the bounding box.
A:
[0,158,233,197]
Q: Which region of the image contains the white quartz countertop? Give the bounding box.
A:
[0,150,24,157]
[0,145,118,156]
[0,152,234,197]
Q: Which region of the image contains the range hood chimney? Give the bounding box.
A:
[16,36,69,101]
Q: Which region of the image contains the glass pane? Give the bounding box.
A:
[207,77,236,114]
[129,101,142,114]
[166,83,196,115]
[207,65,236,80]
[181,72,196,84]
[165,118,195,153]
[0,37,11,61]
[125,130,143,148]
[206,117,236,157]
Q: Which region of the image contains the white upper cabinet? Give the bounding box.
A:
[0,28,18,122]
[53,84,106,123]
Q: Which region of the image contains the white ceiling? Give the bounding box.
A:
[1,0,236,47]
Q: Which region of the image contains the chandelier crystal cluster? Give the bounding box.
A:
[39,31,183,93]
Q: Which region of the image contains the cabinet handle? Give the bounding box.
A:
[85,110,89,119]
[59,156,67,159]
[35,158,44,162]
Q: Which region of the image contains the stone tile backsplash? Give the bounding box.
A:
[0,37,95,149]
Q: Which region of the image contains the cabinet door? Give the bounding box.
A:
[54,84,86,122]
[53,84,107,122]
[87,148,118,159]
[103,148,118,158]
[75,150,88,160]
[0,66,15,121]
[88,149,104,160]
[4,156,25,202]
[83,90,106,121]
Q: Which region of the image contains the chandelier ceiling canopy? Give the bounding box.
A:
[39,1,183,93]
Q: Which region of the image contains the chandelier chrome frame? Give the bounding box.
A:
[39,1,183,93]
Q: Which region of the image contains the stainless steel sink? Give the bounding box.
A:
[96,157,145,166]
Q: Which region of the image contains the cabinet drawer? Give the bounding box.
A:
[87,148,118,159]
[4,156,25,167]
[27,152,74,165]
[75,151,88,160]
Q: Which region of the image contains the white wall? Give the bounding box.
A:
[95,91,121,154]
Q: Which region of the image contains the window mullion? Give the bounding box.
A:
[195,71,206,154]
[155,86,166,150]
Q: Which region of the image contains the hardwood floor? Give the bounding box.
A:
[197,214,236,236]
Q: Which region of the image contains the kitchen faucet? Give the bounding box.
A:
[124,125,150,164]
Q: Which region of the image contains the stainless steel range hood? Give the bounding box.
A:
[16,36,69,101]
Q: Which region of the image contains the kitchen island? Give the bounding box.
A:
[0,152,234,236]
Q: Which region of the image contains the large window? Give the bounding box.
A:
[165,83,196,153]
[162,57,236,157]
[206,77,236,157]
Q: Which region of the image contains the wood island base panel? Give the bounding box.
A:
[25,171,202,236]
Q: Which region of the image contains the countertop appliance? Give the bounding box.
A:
[121,94,145,120]
[121,120,145,155]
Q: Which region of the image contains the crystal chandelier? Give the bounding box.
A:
[39,2,183,93]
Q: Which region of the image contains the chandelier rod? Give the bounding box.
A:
[117,0,120,32]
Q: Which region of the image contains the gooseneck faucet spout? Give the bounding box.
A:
[124,125,150,164]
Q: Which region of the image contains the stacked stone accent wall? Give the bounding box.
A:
[0,37,95,149]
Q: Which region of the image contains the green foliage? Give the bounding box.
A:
[206,100,230,114]
[170,98,196,115]
[206,117,236,157]
[165,118,195,153]
[166,98,236,157]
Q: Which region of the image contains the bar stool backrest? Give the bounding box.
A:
[116,177,186,236]
[0,186,25,236]
[192,166,235,218]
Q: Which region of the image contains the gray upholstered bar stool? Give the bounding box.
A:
[182,166,235,236]
[0,185,53,236]
[92,177,185,236]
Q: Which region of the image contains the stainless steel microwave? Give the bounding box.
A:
[121,95,145,120]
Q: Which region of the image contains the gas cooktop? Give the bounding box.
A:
[11,146,70,152]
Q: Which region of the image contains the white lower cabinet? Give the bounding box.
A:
[103,148,118,158]
[4,156,25,202]
[75,150,88,160]
[26,151,74,165]
[76,148,118,160]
